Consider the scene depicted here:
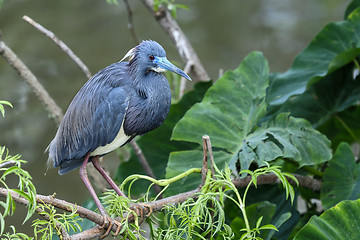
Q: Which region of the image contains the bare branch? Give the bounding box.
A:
[123,0,140,44]
[201,136,209,185]
[140,0,210,81]
[179,60,193,98]
[0,40,63,124]
[232,173,322,192]
[22,15,92,79]
[205,136,215,177]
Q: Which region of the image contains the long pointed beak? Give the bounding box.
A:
[155,57,192,81]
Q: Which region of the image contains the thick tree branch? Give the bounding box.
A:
[0,169,321,238]
[232,173,322,192]
[140,0,210,81]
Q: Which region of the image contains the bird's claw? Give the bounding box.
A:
[132,203,153,221]
[113,220,122,236]
[98,215,122,238]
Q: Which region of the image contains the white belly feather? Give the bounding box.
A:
[89,122,130,157]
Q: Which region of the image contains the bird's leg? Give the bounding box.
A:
[92,156,126,197]
[79,153,116,237]
[79,153,108,215]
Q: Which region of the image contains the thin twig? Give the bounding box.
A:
[123,0,139,45]
[140,0,209,81]
[179,61,193,98]
[0,40,63,124]
[129,141,162,196]
[22,15,92,79]
[203,135,215,178]
[202,135,215,239]
[201,136,209,185]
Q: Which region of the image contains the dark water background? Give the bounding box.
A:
[0,0,349,235]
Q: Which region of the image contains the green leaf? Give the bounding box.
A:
[267,8,360,105]
[230,201,276,239]
[242,185,300,240]
[294,199,360,240]
[167,52,268,192]
[267,63,360,128]
[345,1,360,18]
[265,212,291,240]
[259,224,278,231]
[172,51,268,151]
[321,142,360,209]
[237,113,332,171]
[0,100,13,118]
[318,105,360,148]
[166,150,230,195]
[0,213,4,235]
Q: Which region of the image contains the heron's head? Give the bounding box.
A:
[121,40,191,81]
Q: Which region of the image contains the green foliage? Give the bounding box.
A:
[293,199,360,240]
[32,203,82,240]
[101,191,146,238]
[0,100,13,118]
[121,160,296,239]
[0,146,37,235]
[2,1,360,239]
[153,0,189,18]
[321,142,360,209]
[1,225,33,240]
[236,112,332,171]
[156,165,295,239]
[267,64,360,129]
[168,51,331,193]
[267,7,360,106]
[172,51,268,151]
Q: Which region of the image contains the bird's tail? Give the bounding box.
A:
[58,158,85,175]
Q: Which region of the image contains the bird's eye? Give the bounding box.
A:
[149,55,155,61]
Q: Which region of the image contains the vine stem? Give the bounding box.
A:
[121,167,202,189]
[335,114,360,145]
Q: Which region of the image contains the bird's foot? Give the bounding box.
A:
[132,203,153,221]
[98,215,122,238]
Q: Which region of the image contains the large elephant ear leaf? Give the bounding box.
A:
[169,51,332,191]
[236,113,332,171]
[321,142,360,209]
[267,7,360,106]
[293,199,360,240]
[171,51,269,151]
[167,51,269,194]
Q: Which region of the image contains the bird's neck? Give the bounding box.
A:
[133,70,163,94]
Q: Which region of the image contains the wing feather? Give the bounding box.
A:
[48,62,132,173]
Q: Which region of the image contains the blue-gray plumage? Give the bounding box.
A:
[48,40,191,174]
[47,40,191,230]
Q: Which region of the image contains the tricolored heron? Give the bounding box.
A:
[48,40,191,234]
